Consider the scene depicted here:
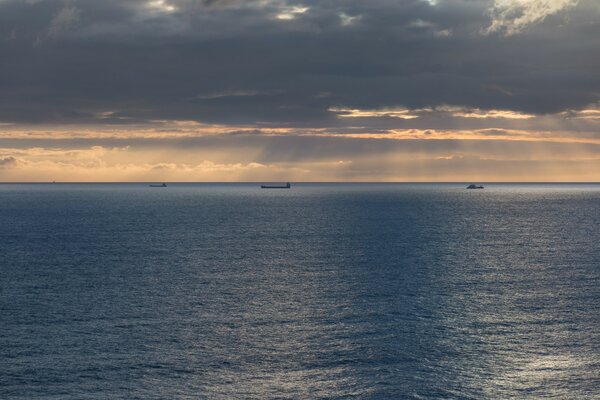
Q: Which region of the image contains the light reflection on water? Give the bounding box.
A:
[1,183,599,399]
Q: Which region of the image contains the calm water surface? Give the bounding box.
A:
[1,183,599,399]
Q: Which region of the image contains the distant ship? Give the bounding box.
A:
[149,183,167,187]
[261,182,291,189]
[467,184,484,189]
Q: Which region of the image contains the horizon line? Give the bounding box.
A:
[1,181,599,185]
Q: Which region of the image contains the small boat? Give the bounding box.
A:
[467,184,484,189]
[261,182,291,189]
[149,183,167,187]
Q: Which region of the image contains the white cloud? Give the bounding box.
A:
[329,105,535,120]
[147,0,177,13]
[435,106,536,119]
[485,0,579,35]
[434,29,452,38]
[339,13,361,26]
[276,6,309,20]
[329,107,419,119]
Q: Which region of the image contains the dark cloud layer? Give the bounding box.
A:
[1,0,599,126]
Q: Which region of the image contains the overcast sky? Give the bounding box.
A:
[1,0,599,181]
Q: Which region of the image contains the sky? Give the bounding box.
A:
[1,0,599,182]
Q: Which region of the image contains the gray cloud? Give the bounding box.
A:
[48,5,81,37]
[0,156,18,167]
[0,0,599,126]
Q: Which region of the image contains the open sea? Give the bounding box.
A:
[1,183,599,399]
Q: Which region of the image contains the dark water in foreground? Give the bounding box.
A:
[1,183,599,399]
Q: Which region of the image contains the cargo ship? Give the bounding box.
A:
[261,182,291,189]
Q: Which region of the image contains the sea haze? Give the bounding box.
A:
[1,183,599,399]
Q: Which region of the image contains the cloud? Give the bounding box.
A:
[339,13,361,27]
[0,145,277,181]
[0,0,598,126]
[195,90,277,100]
[329,107,419,120]
[146,0,177,14]
[328,105,537,121]
[48,5,81,37]
[0,139,599,182]
[276,5,309,20]
[485,0,579,35]
[0,156,18,167]
[3,100,600,145]
[2,0,600,181]
[560,106,600,120]
[435,106,536,120]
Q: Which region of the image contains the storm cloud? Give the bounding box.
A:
[1,0,599,126]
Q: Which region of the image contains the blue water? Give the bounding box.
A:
[1,183,599,399]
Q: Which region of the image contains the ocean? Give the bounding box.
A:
[1,183,599,399]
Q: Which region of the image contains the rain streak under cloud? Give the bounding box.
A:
[0,0,599,181]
